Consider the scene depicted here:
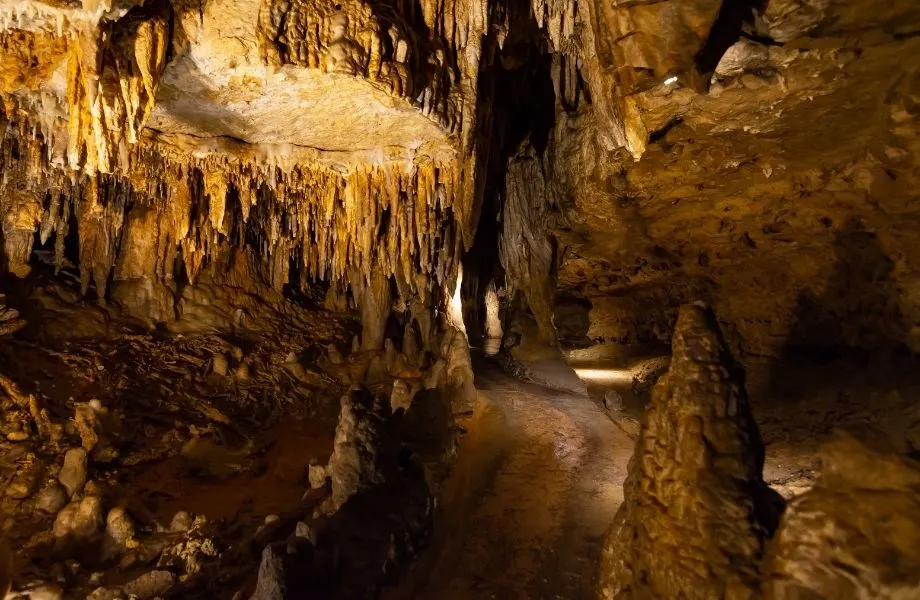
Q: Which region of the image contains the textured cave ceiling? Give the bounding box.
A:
[0,0,917,362]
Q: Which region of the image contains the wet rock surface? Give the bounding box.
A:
[598,304,782,599]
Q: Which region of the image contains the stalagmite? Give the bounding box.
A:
[0,0,916,597]
[598,304,782,599]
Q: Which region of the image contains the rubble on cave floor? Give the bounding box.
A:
[0,270,463,599]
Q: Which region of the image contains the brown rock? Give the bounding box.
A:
[765,431,920,599]
[389,379,413,413]
[122,570,176,599]
[317,390,388,515]
[58,447,88,497]
[598,304,782,599]
[169,511,193,533]
[35,484,68,514]
[53,496,104,542]
[103,507,137,558]
[307,464,328,490]
[7,458,41,499]
[74,401,102,453]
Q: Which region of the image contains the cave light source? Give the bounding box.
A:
[573,368,634,384]
[663,76,678,86]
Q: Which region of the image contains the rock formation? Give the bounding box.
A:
[0,0,917,596]
[316,389,390,515]
[765,431,920,599]
[598,303,781,599]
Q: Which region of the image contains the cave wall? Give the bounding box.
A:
[486,0,920,367]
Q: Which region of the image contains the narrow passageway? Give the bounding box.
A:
[389,357,634,600]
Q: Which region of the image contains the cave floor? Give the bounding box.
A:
[388,356,634,600]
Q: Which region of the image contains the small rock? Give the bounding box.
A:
[86,588,126,600]
[53,496,104,542]
[122,570,176,600]
[7,461,41,499]
[264,514,280,525]
[58,448,88,497]
[105,507,135,545]
[35,484,68,514]
[74,402,102,453]
[103,507,136,558]
[307,464,327,489]
[169,510,193,533]
[604,389,625,412]
[390,379,413,414]
[5,430,29,442]
[211,354,229,377]
[62,560,81,575]
[294,521,317,545]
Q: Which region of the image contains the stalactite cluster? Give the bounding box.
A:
[258,0,487,139]
[1,105,467,334]
[66,0,170,174]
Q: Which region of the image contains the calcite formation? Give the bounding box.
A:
[0,0,918,596]
[598,303,780,599]
[765,432,920,599]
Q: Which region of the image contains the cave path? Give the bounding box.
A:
[388,357,634,600]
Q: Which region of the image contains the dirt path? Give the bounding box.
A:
[388,358,634,600]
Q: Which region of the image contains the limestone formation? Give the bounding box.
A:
[765,431,920,599]
[121,570,176,599]
[598,304,781,599]
[35,484,69,514]
[318,389,389,515]
[0,0,917,597]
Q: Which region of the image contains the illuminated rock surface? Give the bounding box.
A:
[765,432,920,599]
[0,0,918,596]
[598,304,781,599]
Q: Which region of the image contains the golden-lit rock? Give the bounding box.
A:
[765,431,920,599]
[598,304,781,599]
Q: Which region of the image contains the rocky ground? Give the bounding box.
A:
[0,267,465,599]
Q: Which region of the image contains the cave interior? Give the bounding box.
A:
[0,0,919,597]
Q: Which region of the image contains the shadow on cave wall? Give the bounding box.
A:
[782,217,907,358]
[761,216,916,400]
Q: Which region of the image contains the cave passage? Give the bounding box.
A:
[1,0,919,596]
[388,356,632,599]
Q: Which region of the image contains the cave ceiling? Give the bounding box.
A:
[0,0,918,357]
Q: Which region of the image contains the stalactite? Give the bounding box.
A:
[0,108,466,325]
[65,2,170,174]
